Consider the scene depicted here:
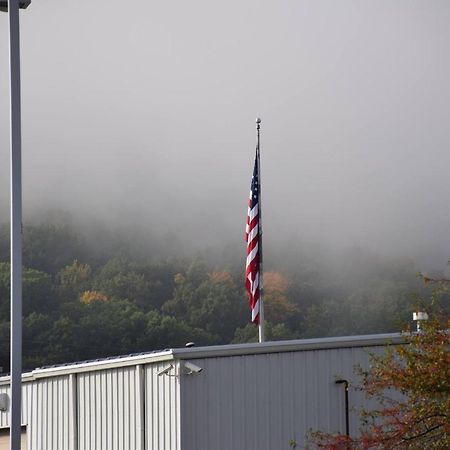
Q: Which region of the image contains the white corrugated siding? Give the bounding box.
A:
[77,366,141,450]
[0,376,75,450]
[145,362,181,450]
[0,360,181,450]
[32,376,75,450]
[74,361,181,450]
[180,346,384,450]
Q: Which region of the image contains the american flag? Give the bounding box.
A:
[245,150,261,325]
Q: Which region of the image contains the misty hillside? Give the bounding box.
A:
[2,1,450,372]
[2,0,450,270]
[0,215,446,373]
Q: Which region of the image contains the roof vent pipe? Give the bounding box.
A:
[335,379,349,438]
[413,311,429,332]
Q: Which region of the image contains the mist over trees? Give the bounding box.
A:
[0,214,432,372]
[1,0,450,375]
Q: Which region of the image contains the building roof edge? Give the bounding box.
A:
[0,333,404,383]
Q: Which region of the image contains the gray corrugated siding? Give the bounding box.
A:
[180,347,383,450]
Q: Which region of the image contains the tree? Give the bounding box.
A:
[232,321,297,344]
[0,263,55,318]
[23,313,53,369]
[310,316,450,449]
[263,271,299,324]
[93,256,177,310]
[56,260,92,300]
[23,223,86,274]
[76,299,147,359]
[79,290,108,304]
[138,310,215,350]
[162,260,248,343]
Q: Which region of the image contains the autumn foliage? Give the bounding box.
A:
[0,220,431,372]
[311,317,450,449]
[80,290,108,304]
[264,271,299,323]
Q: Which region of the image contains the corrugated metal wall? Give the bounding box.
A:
[30,376,76,450]
[78,366,142,450]
[77,362,182,450]
[145,362,181,450]
[0,343,388,450]
[180,347,383,450]
[0,376,75,450]
[0,361,182,450]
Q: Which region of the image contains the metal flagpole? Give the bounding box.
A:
[8,0,24,448]
[256,118,264,343]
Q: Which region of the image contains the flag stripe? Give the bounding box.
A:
[245,150,261,325]
[247,225,259,245]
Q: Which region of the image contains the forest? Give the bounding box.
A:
[0,216,439,373]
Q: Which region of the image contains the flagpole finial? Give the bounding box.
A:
[256,117,261,131]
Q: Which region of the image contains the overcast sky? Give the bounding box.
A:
[1,0,450,268]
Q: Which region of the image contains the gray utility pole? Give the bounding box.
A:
[0,1,30,449]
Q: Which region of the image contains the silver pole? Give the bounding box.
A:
[256,118,264,343]
[8,0,23,448]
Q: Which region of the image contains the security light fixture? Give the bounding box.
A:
[157,364,174,377]
[0,1,31,12]
[183,362,203,375]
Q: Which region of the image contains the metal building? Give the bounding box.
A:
[0,333,402,450]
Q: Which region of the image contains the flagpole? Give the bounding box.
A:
[256,117,265,343]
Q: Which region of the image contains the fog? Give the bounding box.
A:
[1,0,450,271]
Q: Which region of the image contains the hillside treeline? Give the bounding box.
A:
[0,220,427,372]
